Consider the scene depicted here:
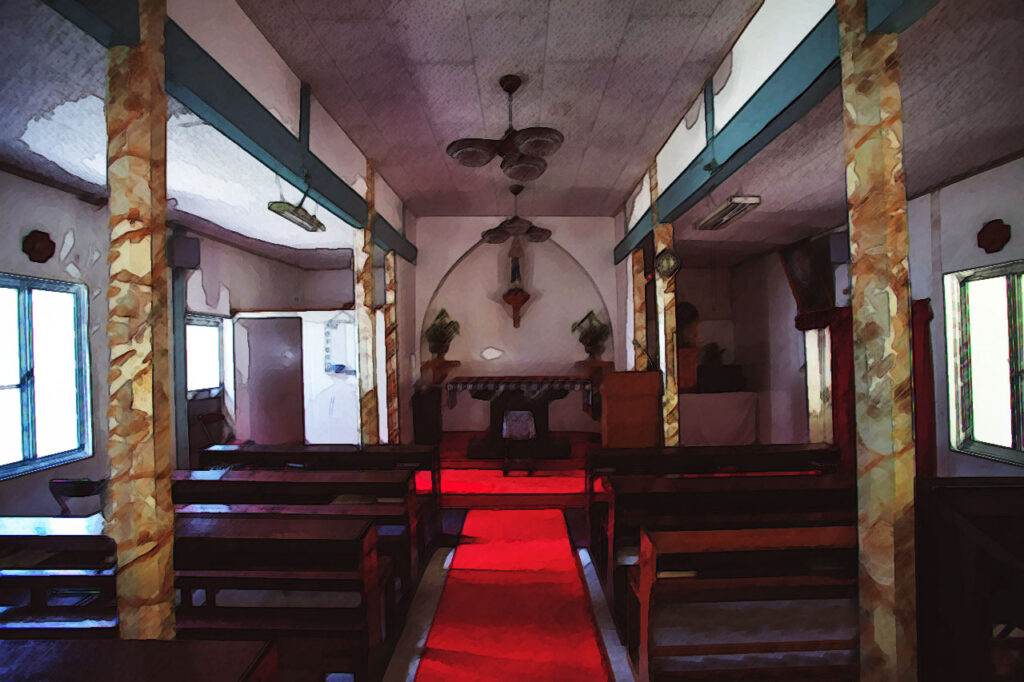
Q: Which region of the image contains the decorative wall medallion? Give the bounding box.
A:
[977,219,1011,254]
[22,229,56,263]
[654,247,680,278]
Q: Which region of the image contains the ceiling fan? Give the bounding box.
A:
[447,74,564,182]
[481,184,552,244]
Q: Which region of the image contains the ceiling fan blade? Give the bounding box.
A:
[499,216,532,236]
[525,225,551,242]
[446,138,499,167]
[512,127,564,157]
[482,227,512,243]
[500,152,547,182]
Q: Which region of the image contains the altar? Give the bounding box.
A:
[446,376,593,471]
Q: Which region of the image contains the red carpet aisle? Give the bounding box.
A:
[414,509,612,681]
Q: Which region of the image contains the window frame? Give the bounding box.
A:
[185,313,226,399]
[0,272,92,480]
[945,261,1024,468]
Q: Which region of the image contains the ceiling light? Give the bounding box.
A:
[479,185,552,244]
[694,195,761,231]
[268,177,325,232]
[446,74,564,182]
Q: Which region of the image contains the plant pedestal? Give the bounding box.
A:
[421,359,461,385]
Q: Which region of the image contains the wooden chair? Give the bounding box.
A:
[48,478,107,517]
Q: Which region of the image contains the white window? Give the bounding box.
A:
[185,315,225,396]
[945,263,1024,467]
[0,273,91,478]
[805,327,833,444]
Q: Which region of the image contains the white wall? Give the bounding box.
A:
[168,0,300,134]
[413,215,619,433]
[186,236,353,314]
[907,157,1024,476]
[731,253,809,444]
[168,0,405,236]
[0,172,109,514]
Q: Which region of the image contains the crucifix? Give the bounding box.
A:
[482,184,551,328]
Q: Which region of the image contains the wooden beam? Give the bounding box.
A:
[838,0,917,677]
[356,162,380,445]
[103,0,175,639]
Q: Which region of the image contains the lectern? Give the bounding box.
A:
[599,371,662,448]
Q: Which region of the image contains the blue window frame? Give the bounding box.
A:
[0,272,92,480]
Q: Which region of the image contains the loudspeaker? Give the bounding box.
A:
[168,235,200,269]
[829,231,850,265]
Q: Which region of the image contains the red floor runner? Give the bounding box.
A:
[415,470,589,495]
[414,509,611,682]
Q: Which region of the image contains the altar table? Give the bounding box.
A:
[446,376,593,470]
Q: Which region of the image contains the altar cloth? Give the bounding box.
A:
[446,375,592,407]
[679,392,758,446]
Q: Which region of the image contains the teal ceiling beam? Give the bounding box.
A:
[43,0,139,47]
[867,0,941,34]
[614,0,937,264]
[166,21,416,263]
[616,207,654,259]
[614,9,840,264]
[41,0,417,263]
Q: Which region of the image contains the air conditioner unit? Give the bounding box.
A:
[694,195,761,231]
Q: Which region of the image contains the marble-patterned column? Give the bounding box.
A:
[103,0,175,639]
[838,0,917,678]
[355,162,380,445]
[649,165,679,446]
[631,250,647,369]
[384,250,400,442]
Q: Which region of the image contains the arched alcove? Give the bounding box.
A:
[421,237,612,431]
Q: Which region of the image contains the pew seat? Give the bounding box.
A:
[627,526,859,682]
[174,515,390,681]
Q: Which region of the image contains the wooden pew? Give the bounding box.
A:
[0,639,278,681]
[0,514,116,638]
[628,525,859,681]
[172,469,416,505]
[592,474,856,640]
[175,516,388,682]
[199,443,441,495]
[176,501,420,614]
[586,443,843,496]
[175,469,423,564]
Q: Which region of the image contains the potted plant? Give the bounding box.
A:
[425,309,460,359]
[572,310,611,359]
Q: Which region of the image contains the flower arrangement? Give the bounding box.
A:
[571,310,611,358]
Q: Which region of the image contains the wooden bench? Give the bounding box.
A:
[199,443,441,495]
[0,639,278,681]
[175,515,389,681]
[176,501,421,614]
[172,469,417,505]
[628,525,859,681]
[592,474,856,640]
[174,468,427,584]
[0,514,116,638]
[586,443,843,497]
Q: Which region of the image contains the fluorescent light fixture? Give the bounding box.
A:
[694,195,761,231]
